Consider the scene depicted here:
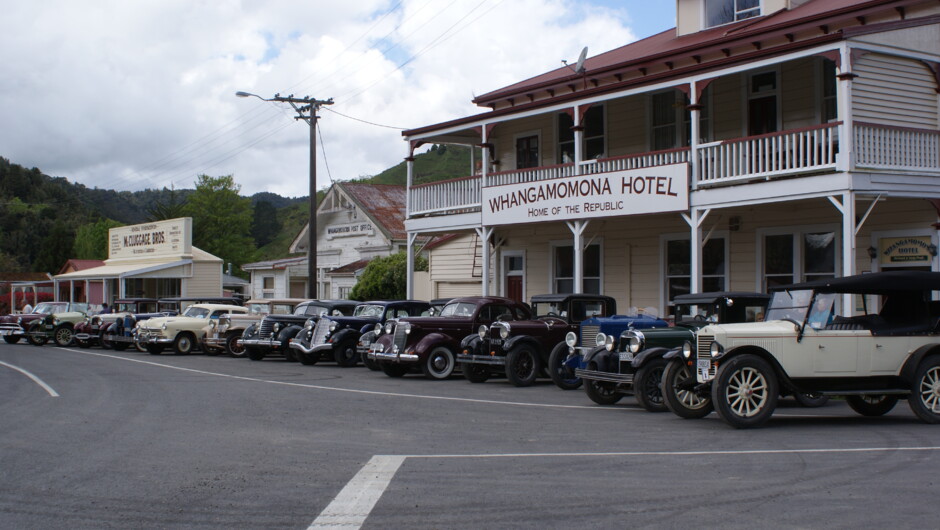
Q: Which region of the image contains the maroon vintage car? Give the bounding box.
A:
[0,302,89,345]
[368,296,531,380]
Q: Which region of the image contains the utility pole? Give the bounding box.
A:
[236,91,333,299]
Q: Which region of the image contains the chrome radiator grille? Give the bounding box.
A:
[312,319,331,345]
[696,334,717,379]
[579,325,600,347]
[392,324,408,351]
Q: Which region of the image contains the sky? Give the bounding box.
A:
[1,1,676,198]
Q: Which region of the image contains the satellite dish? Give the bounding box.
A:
[574,46,588,74]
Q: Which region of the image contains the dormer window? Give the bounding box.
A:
[705,0,760,28]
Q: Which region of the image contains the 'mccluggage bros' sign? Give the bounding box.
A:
[109,217,191,259]
[482,163,689,226]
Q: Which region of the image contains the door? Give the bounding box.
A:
[507,276,523,304]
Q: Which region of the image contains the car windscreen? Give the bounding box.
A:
[182,306,211,319]
[247,303,269,315]
[533,302,565,318]
[439,302,476,318]
[297,305,329,317]
[765,290,813,322]
[34,303,64,314]
[271,304,294,315]
[675,302,721,323]
[354,305,385,318]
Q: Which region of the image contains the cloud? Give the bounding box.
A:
[0,0,656,197]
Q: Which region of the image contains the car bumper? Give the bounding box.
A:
[142,336,174,345]
[241,338,283,349]
[456,353,506,366]
[575,368,634,385]
[288,339,333,354]
[369,351,419,363]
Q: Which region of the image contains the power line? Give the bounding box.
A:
[321,107,405,129]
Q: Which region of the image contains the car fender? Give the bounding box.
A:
[414,333,457,358]
[661,346,684,361]
[460,334,481,353]
[276,325,302,345]
[330,328,360,346]
[372,333,393,352]
[632,346,671,369]
[582,345,608,366]
[899,343,940,386]
[358,323,375,335]
[721,345,798,393]
[242,323,258,339]
[503,335,541,355]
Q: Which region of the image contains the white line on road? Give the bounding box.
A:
[0,360,59,397]
[308,455,405,529]
[397,445,940,459]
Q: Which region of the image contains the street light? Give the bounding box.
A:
[236,90,333,299]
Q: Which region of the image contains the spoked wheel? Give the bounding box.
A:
[226,333,246,357]
[711,355,778,429]
[100,331,114,350]
[506,345,539,387]
[422,347,455,380]
[53,325,74,347]
[26,325,47,346]
[662,360,712,419]
[846,394,898,417]
[582,362,623,405]
[548,342,581,390]
[909,356,940,423]
[633,357,668,412]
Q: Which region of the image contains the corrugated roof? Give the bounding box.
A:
[0,273,52,283]
[329,258,373,275]
[57,259,105,274]
[241,256,307,270]
[338,183,407,240]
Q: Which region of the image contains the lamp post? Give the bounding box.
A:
[236,91,333,299]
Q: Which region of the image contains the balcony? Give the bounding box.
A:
[407,122,939,219]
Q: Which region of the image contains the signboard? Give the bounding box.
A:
[326,222,374,239]
[109,217,191,259]
[878,236,935,266]
[482,163,689,226]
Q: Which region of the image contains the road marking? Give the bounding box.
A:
[308,455,405,529]
[0,360,59,397]
[396,445,940,459]
[60,348,619,411]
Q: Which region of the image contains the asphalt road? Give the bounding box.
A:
[1,341,938,529]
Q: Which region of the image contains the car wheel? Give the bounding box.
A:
[334,340,359,367]
[100,331,113,350]
[134,335,147,352]
[173,333,195,355]
[76,338,91,348]
[3,335,20,344]
[711,354,778,429]
[205,346,221,356]
[662,360,713,419]
[226,333,246,357]
[909,356,940,424]
[246,347,265,361]
[296,350,318,366]
[26,324,47,346]
[422,347,455,380]
[53,325,74,347]
[381,363,408,378]
[506,344,540,387]
[548,342,582,390]
[112,342,129,351]
[361,350,381,371]
[146,344,163,355]
[634,357,668,413]
[462,362,490,383]
[582,361,623,405]
[793,391,829,408]
[846,394,898,417]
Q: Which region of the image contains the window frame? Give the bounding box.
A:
[703,0,762,29]
[745,67,781,136]
[549,240,604,295]
[556,104,607,164]
[756,224,841,292]
[660,232,729,311]
[513,130,541,170]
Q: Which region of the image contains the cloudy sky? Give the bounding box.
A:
[1,1,675,197]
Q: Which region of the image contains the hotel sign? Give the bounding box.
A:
[109,217,191,259]
[482,163,689,226]
[878,236,935,266]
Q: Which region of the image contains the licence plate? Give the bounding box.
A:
[697,359,711,370]
[619,351,634,362]
[490,339,502,346]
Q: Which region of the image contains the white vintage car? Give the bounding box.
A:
[136,303,247,355]
[686,271,940,428]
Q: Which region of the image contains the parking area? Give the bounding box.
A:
[1,342,938,528]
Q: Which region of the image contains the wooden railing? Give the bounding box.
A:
[408,176,480,216]
[855,122,940,171]
[696,122,840,185]
[581,147,690,175]
[486,163,575,187]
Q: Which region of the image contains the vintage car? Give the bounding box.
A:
[289,300,432,366]
[156,297,243,314]
[458,294,622,387]
[686,271,940,428]
[358,300,448,370]
[369,296,532,379]
[578,292,769,412]
[0,302,89,346]
[136,303,247,355]
[240,300,357,361]
[73,298,166,349]
[202,298,307,357]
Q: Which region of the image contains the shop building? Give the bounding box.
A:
[53,217,224,305]
[404,0,940,316]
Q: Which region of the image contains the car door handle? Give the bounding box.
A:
[818,344,825,349]
[875,344,883,349]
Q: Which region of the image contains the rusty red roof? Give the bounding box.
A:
[0,272,53,283]
[329,258,373,275]
[57,259,105,275]
[337,182,407,241]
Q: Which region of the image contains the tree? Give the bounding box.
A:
[33,221,74,273]
[348,252,428,301]
[250,200,282,247]
[182,175,257,267]
[73,218,123,260]
[147,185,187,221]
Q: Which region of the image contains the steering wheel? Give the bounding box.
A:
[693,314,706,322]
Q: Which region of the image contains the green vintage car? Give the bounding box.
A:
[576,292,769,412]
[24,302,91,347]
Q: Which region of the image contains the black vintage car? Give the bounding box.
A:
[240,300,357,361]
[289,300,431,367]
[458,294,617,387]
[577,292,769,412]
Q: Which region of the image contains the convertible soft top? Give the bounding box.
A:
[772,271,940,294]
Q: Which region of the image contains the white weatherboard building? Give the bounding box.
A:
[407,0,940,316]
[54,217,224,303]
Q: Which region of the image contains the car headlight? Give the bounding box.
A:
[710,341,724,359]
[53,317,60,325]
[329,321,338,332]
[499,323,510,340]
[304,318,314,329]
[565,331,577,348]
[478,325,487,339]
[273,323,281,333]
[682,341,693,359]
[374,323,383,335]
[594,333,606,347]
[16,317,22,324]
[605,335,615,351]
[161,323,167,330]
[403,322,412,335]
[385,322,395,334]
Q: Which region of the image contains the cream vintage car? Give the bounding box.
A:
[684,271,940,428]
[136,303,247,355]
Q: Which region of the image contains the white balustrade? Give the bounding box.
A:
[408,177,481,217]
[855,122,940,170]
